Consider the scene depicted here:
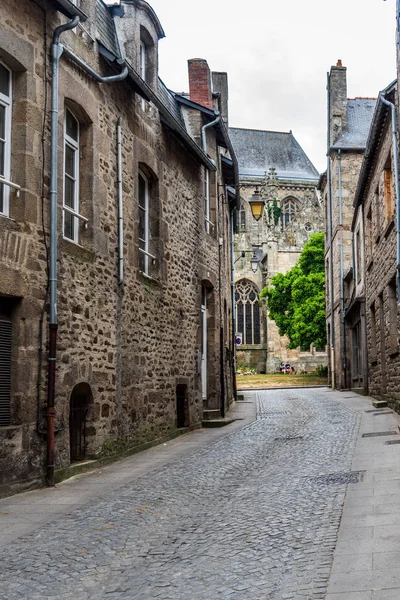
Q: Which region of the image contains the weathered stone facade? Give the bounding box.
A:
[0,0,237,496]
[321,61,376,392]
[229,128,326,374]
[354,82,399,407]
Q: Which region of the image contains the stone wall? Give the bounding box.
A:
[0,0,235,495]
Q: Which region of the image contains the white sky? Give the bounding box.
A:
[112,0,397,173]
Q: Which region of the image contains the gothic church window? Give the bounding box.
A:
[0,60,12,217]
[235,279,261,345]
[281,197,297,230]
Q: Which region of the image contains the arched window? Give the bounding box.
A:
[0,60,12,217]
[235,279,261,345]
[239,202,246,231]
[281,197,297,230]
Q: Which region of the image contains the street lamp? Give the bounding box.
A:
[248,187,265,221]
[234,249,260,273]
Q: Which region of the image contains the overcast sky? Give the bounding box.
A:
[117,0,397,173]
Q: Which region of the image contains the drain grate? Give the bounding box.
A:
[385,439,400,445]
[306,471,365,485]
[365,409,389,413]
[274,436,303,442]
[362,431,398,438]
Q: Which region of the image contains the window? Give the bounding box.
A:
[139,41,146,82]
[0,61,12,217]
[63,109,80,242]
[239,202,246,231]
[235,279,261,345]
[388,279,398,349]
[366,208,373,261]
[281,197,297,230]
[138,170,150,274]
[356,229,361,283]
[384,155,394,223]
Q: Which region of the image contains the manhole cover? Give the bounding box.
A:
[362,431,398,438]
[306,471,365,485]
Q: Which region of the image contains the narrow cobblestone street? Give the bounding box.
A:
[0,388,378,600]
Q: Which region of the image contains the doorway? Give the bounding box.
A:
[69,382,93,462]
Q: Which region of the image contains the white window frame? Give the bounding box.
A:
[63,108,80,243]
[138,170,152,275]
[139,41,146,110]
[0,60,12,218]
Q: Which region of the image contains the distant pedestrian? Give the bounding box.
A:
[279,362,285,373]
[285,362,291,373]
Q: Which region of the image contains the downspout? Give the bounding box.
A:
[231,210,238,402]
[327,72,335,389]
[201,113,221,153]
[381,95,400,302]
[47,20,128,486]
[47,15,80,487]
[338,149,347,385]
[117,120,124,285]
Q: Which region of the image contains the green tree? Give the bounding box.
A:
[260,232,326,349]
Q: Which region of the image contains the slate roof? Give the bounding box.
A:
[228,128,319,181]
[332,98,377,150]
[157,81,185,128]
[96,0,120,57]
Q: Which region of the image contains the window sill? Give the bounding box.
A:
[383,216,395,239]
[139,271,162,287]
[388,345,399,357]
[62,237,95,262]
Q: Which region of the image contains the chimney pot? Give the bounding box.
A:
[188,59,213,109]
[337,59,343,67]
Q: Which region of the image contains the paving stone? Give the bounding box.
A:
[0,389,360,599]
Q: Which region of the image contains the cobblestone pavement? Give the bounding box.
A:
[0,389,360,600]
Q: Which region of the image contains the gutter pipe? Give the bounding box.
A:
[326,71,335,389]
[230,211,237,401]
[47,19,128,486]
[381,95,400,302]
[47,15,80,487]
[338,149,347,381]
[201,113,221,154]
[117,120,124,285]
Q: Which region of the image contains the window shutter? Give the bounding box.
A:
[0,320,11,426]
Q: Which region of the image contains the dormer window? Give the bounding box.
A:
[139,41,146,82]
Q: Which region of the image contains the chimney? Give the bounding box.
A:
[328,60,348,146]
[188,59,213,109]
[212,71,229,125]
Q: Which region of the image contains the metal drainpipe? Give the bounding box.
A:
[326,72,335,389]
[47,20,128,486]
[381,95,400,302]
[230,210,237,401]
[201,113,221,153]
[338,149,347,383]
[117,120,124,285]
[47,15,80,487]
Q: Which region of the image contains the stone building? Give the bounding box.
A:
[351,81,398,403]
[0,0,238,496]
[229,127,326,374]
[321,61,376,391]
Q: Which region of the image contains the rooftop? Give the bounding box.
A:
[332,98,377,150]
[228,128,319,181]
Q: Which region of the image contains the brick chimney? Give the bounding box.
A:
[329,60,348,146]
[188,59,213,109]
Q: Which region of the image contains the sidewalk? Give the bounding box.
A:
[326,390,400,599]
[0,399,256,552]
